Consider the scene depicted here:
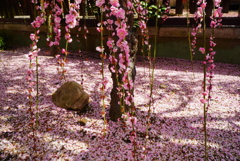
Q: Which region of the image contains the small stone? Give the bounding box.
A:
[78,118,88,126]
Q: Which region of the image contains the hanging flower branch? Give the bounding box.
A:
[45,0,65,81]
[27,0,83,149]
[96,4,108,136]
[191,0,206,57]
[191,0,222,160]
[206,1,222,104]
[206,1,222,109]
[99,0,132,116]
[135,1,149,84]
[58,1,80,80]
[96,0,143,159]
[192,1,209,159]
[46,0,63,48]
[110,1,136,158]
[185,0,196,79]
[28,0,48,158]
[140,1,169,159]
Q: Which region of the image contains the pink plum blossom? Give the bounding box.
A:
[116,8,125,19]
[200,2,207,9]
[49,41,54,47]
[118,53,130,71]
[107,19,114,25]
[117,28,128,40]
[107,38,114,49]
[210,21,217,28]
[127,1,134,9]
[62,48,66,54]
[125,94,133,106]
[200,98,207,104]
[96,46,104,52]
[65,14,78,28]
[54,17,61,24]
[138,21,146,30]
[210,51,216,56]
[118,53,126,69]
[75,0,82,4]
[67,38,73,43]
[199,47,205,54]
[96,0,105,7]
[195,7,203,19]
[30,33,38,41]
[123,80,133,91]
[109,55,117,64]
[96,27,101,32]
[55,54,60,58]
[65,33,71,40]
[31,16,45,28]
[208,59,214,63]
[130,117,137,125]
[214,0,221,7]
[110,0,120,7]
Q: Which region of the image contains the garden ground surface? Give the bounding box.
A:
[0,47,239,160]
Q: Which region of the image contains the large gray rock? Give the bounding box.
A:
[52,81,89,111]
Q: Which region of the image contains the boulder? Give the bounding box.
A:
[52,81,89,111]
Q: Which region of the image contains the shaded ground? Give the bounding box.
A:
[0,47,239,160]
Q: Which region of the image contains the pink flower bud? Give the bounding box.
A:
[67,38,72,43]
[130,117,137,125]
[208,59,214,63]
[200,98,207,104]
[55,54,60,59]
[110,0,120,7]
[210,51,216,56]
[199,47,205,54]
[62,49,66,54]
[96,46,104,52]
[201,2,207,9]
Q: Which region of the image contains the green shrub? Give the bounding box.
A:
[0,31,12,50]
[0,36,6,50]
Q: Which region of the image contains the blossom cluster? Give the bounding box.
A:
[27,0,51,156]
[47,1,63,47]
[162,0,170,22]
[95,0,143,158]
[194,0,222,105]
[191,0,207,55]
[210,5,223,28]
[65,3,80,43]
[30,12,47,60]
[99,0,134,104]
[201,1,222,105]
[28,1,48,92]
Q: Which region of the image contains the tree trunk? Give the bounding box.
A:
[109,1,138,121]
[109,33,138,121]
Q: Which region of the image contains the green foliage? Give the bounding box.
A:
[89,1,101,21]
[140,1,167,18]
[0,31,12,50]
[0,36,6,50]
[132,2,168,29]
[0,32,10,50]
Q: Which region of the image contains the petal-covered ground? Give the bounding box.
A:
[0,47,239,160]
